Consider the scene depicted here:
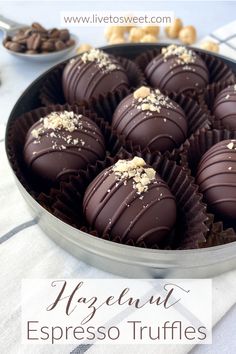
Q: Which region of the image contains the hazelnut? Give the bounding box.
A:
[133,86,151,99]
[142,26,160,37]
[200,40,219,53]
[128,27,146,42]
[77,43,93,54]
[140,34,158,43]
[178,25,197,45]
[104,26,126,41]
[165,18,183,39]
[108,33,125,44]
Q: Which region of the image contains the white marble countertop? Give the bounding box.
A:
[0,1,236,354]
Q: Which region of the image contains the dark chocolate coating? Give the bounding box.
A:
[112,93,187,153]
[83,164,176,246]
[62,54,129,103]
[213,85,236,130]
[24,114,105,183]
[145,52,209,93]
[196,140,236,221]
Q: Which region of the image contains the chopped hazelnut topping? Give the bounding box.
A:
[31,111,87,151]
[81,48,118,72]
[112,157,156,194]
[31,111,83,137]
[133,88,175,113]
[133,86,151,99]
[227,141,236,150]
[162,44,196,64]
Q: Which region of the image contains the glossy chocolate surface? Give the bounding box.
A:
[213,85,236,130]
[196,139,236,221]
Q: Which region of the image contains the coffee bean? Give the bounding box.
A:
[9,42,24,52]
[3,37,11,45]
[26,50,37,54]
[24,28,33,36]
[55,40,66,51]
[59,29,70,42]
[48,28,60,38]
[4,22,73,55]
[4,41,12,49]
[12,34,28,44]
[66,39,75,47]
[27,33,41,50]
[32,22,47,33]
[41,40,55,52]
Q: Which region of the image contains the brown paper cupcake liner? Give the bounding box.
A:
[6,103,123,195]
[38,149,209,250]
[135,48,235,97]
[179,127,236,238]
[40,56,146,107]
[179,127,236,174]
[199,213,236,248]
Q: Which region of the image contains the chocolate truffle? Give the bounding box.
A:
[196,140,236,221]
[83,157,176,246]
[213,85,236,130]
[112,86,188,152]
[62,49,129,103]
[145,45,209,93]
[24,110,105,183]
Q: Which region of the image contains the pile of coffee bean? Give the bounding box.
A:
[3,22,75,54]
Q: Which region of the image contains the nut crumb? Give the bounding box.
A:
[112,157,156,194]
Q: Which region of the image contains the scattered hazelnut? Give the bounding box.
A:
[108,33,126,44]
[129,27,146,42]
[77,43,93,54]
[200,40,219,53]
[140,34,158,43]
[165,18,183,39]
[104,26,125,41]
[142,26,160,37]
[133,86,151,99]
[178,25,197,45]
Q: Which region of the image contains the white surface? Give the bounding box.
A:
[0,2,236,354]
